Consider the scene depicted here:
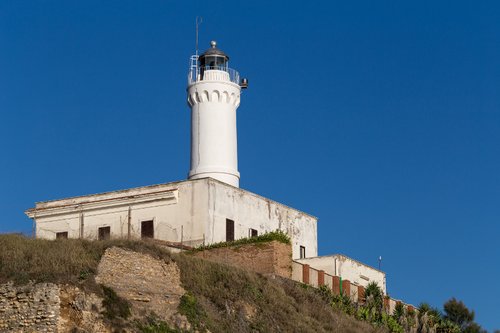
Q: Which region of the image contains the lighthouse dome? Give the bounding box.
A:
[199,41,229,70]
[200,41,229,60]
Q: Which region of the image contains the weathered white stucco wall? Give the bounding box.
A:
[27,178,318,258]
[206,179,318,259]
[30,180,209,246]
[297,254,386,293]
[188,79,241,188]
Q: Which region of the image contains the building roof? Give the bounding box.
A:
[25,177,318,220]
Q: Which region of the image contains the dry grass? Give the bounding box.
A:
[175,253,387,333]
[0,234,171,285]
[0,234,387,333]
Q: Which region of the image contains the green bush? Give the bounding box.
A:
[364,282,384,323]
[178,292,206,330]
[192,230,291,252]
[137,316,180,333]
[331,293,356,316]
[393,302,405,322]
[382,313,404,333]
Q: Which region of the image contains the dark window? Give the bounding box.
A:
[141,220,154,239]
[250,228,258,238]
[56,232,68,239]
[300,246,306,259]
[98,226,111,240]
[226,219,234,242]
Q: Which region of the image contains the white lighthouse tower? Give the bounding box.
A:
[187,41,247,188]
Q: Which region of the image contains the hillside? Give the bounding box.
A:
[0,234,387,333]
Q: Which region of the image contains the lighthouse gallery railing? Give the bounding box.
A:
[188,57,240,85]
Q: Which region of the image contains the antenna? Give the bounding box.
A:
[195,16,203,56]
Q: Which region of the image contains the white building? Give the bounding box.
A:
[25,40,386,291]
[25,178,317,259]
[297,254,386,293]
[25,41,318,260]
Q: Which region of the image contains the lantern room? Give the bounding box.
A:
[199,40,229,71]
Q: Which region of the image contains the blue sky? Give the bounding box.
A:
[1,1,499,330]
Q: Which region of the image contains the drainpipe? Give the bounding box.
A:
[127,206,131,240]
[32,214,36,239]
[79,206,84,238]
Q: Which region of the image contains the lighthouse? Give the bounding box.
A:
[187,41,247,188]
[26,39,319,264]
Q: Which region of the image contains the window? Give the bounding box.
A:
[141,220,154,239]
[300,246,306,259]
[98,226,111,240]
[249,228,258,238]
[56,232,68,239]
[226,219,234,242]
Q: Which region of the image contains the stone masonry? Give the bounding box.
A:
[0,247,190,332]
[58,285,109,333]
[194,240,292,278]
[0,282,60,333]
[95,247,189,328]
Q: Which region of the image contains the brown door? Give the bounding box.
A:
[56,232,68,239]
[141,220,154,239]
[226,219,234,242]
[98,226,111,240]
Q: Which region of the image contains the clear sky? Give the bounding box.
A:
[1,1,499,331]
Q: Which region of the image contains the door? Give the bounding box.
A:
[226,219,234,242]
[98,226,110,240]
[141,220,154,239]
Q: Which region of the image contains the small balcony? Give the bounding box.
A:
[188,65,240,85]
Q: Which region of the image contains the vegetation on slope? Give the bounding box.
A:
[191,229,291,252]
[0,234,384,333]
[174,252,385,333]
[0,234,490,333]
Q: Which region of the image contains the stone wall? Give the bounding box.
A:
[0,247,190,333]
[193,240,292,278]
[95,246,188,328]
[0,282,60,333]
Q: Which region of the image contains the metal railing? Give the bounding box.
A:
[188,63,240,85]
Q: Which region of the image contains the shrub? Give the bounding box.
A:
[317,284,334,303]
[137,316,179,333]
[393,302,405,323]
[364,282,384,323]
[178,292,206,330]
[192,230,290,252]
[382,313,404,333]
[331,292,356,316]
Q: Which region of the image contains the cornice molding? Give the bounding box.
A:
[26,190,177,219]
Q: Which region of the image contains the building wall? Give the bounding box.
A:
[206,179,318,259]
[28,178,317,259]
[193,240,292,278]
[32,180,209,246]
[296,254,386,293]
